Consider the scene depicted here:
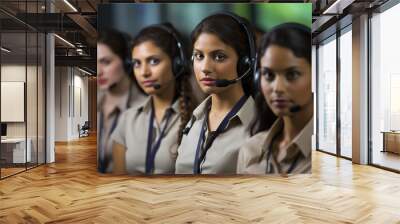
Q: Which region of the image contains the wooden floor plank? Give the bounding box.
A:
[0,134,399,223]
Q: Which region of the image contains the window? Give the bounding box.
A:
[317,35,337,154]
[370,2,400,171]
[339,27,352,158]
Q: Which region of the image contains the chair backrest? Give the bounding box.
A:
[82,121,90,129]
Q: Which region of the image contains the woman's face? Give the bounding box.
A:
[97,43,127,91]
[192,33,239,95]
[260,44,311,117]
[132,41,175,95]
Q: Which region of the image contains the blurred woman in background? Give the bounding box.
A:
[97,29,146,173]
[237,23,313,174]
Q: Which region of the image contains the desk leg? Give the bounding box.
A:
[382,133,386,152]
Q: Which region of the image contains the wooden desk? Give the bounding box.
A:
[1,138,32,164]
[381,131,400,154]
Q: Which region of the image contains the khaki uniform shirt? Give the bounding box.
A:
[110,97,181,174]
[175,95,256,174]
[97,83,146,173]
[237,117,313,174]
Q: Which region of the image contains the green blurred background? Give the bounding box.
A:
[99,3,312,38]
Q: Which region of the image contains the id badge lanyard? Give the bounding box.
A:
[193,95,248,174]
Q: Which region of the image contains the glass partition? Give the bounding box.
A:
[0,1,46,179]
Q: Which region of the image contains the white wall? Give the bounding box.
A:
[55,67,69,141]
[54,67,89,141]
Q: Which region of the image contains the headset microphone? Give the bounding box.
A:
[149,76,178,90]
[289,104,302,113]
[108,82,118,91]
[289,94,313,113]
[214,79,235,87]
[152,83,161,90]
[214,66,252,87]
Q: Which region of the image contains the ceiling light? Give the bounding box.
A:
[1,47,11,53]
[63,0,78,12]
[322,0,356,15]
[78,67,93,76]
[54,34,75,48]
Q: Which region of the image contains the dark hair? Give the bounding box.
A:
[251,23,311,135]
[132,23,194,152]
[259,23,311,64]
[98,28,132,75]
[191,13,254,96]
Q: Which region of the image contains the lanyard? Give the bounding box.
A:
[145,104,173,174]
[265,133,302,174]
[193,95,248,174]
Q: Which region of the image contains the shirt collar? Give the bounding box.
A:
[138,96,180,114]
[192,95,211,120]
[263,117,313,158]
[97,83,144,112]
[191,95,256,129]
[292,117,313,158]
[234,96,256,129]
[97,89,130,118]
[115,91,130,112]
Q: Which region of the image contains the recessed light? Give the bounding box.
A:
[1,47,11,53]
[63,0,78,12]
[54,34,75,48]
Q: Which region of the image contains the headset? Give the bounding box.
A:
[152,24,188,78]
[131,23,188,89]
[253,23,311,113]
[191,11,257,88]
[122,33,134,74]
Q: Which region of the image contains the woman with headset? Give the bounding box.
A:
[175,12,257,174]
[237,23,313,175]
[111,23,194,175]
[97,29,146,173]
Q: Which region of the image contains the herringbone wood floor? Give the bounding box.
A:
[0,134,399,223]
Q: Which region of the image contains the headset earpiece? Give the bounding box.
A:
[254,68,261,93]
[191,55,195,64]
[216,12,256,81]
[120,33,133,75]
[241,56,251,66]
[253,52,263,95]
[124,58,132,74]
[173,56,184,78]
[151,24,187,79]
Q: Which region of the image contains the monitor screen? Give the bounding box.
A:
[1,123,7,137]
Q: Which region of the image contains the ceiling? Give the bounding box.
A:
[311,0,389,43]
[0,0,393,72]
